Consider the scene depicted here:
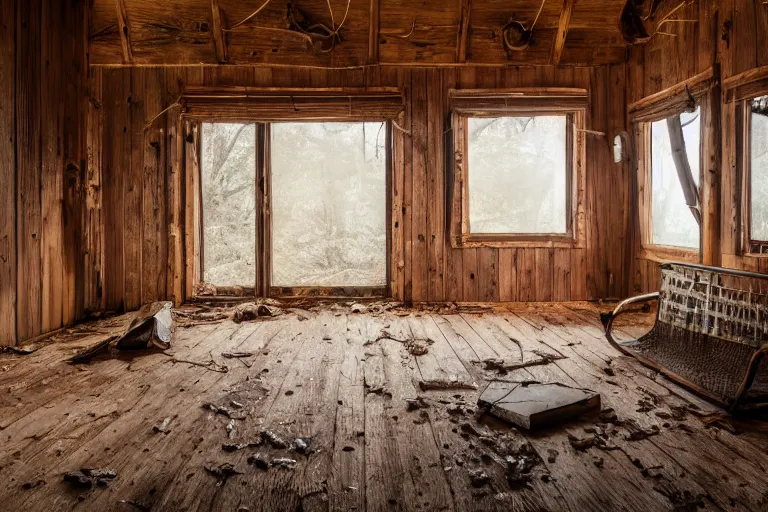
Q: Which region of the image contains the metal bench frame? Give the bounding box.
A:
[602,263,768,412]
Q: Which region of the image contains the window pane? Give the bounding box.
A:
[751,96,768,241]
[467,116,568,234]
[201,123,256,286]
[651,108,701,249]
[271,122,387,287]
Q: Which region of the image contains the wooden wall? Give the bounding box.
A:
[90,63,631,309]
[627,0,768,294]
[0,0,89,346]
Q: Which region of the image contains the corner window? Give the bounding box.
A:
[649,108,701,249]
[749,96,768,246]
[467,115,569,235]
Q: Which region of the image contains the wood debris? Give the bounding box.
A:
[63,468,117,489]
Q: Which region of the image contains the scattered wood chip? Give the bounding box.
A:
[205,463,242,486]
[63,468,117,489]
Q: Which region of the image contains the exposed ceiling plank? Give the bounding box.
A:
[552,0,577,64]
[211,0,228,63]
[368,0,380,64]
[456,0,471,63]
[114,0,133,64]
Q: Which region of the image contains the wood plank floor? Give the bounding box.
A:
[2,302,768,511]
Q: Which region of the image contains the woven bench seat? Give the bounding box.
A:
[602,263,768,411]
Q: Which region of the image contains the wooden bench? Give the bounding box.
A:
[602,263,768,411]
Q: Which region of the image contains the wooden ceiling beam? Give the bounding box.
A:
[368,0,380,64]
[211,0,228,63]
[114,0,133,64]
[552,0,576,65]
[456,0,471,63]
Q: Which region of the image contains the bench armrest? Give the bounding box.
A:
[600,292,660,348]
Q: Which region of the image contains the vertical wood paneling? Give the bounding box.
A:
[124,68,144,310]
[142,69,167,303]
[41,0,64,332]
[85,69,104,313]
[426,68,444,302]
[16,0,43,340]
[0,0,16,345]
[103,69,129,312]
[410,69,428,301]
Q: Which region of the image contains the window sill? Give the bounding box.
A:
[452,234,578,249]
[638,245,700,264]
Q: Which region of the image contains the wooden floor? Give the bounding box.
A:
[2,302,768,511]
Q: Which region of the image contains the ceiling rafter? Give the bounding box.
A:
[211,0,228,63]
[114,0,133,64]
[456,0,471,63]
[552,0,577,64]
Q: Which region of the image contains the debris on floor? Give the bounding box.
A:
[20,479,46,490]
[270,458,297,469]
[63,468,117,489]
[247,454,270,470]
[405,396,430,411]
[480,353,565,375]
[260,428,289,449]
[69,301,174,363]
[294,437,312,454]
[233,301,282,323]
[205,463,242,486]
[405,338,431,355]
[468,468,491,487]
[116,301,174,350]
[201,402,247,420]
[478,381,600,430]
[1,344,40,355]
[152,417,173,434]
[419,379,478,391]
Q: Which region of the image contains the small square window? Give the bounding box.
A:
[649,108,701,249]
[750,96,768,244]
[467,116,569,235]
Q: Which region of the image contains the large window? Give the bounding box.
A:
[650,108,701,249]
[467,116,568,235]
[197,121,389,296]
[749,96,768,245]
[271,122,387,287]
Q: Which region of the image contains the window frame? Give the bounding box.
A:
[448,89,587,249]
[635,110,704,260]
[186,116,394,300]
[739,95,768,256]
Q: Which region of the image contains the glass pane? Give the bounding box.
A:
[751,96,768,241]
[201,123,256,286]
[270,122,387,287]
[467,116,568,234]
[650,108,701,249]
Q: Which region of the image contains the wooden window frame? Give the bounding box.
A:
[634,114,703,263]
[629,68,719,264]
[737,93,768,257]
[179,89,402,301]
[448,88,587,249]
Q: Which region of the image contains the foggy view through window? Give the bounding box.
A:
[651,109,701,249]
[271,122,387,287]
[201,123,257,286]
[751,96,768,241]
[467,116,568,234]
